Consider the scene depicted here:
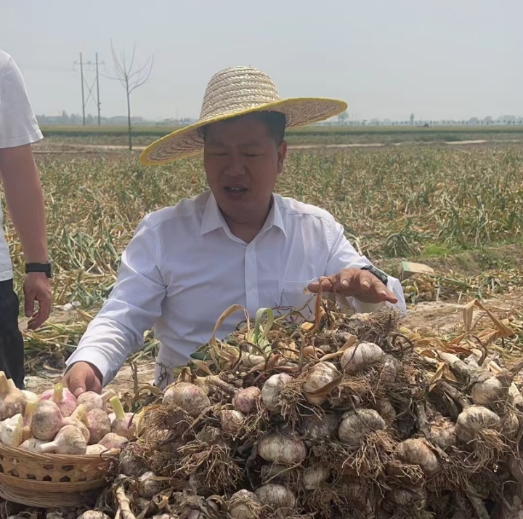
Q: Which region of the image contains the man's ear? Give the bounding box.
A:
[277,140,287,175]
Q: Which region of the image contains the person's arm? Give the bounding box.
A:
[0,54,50,328]
[64,216,166,395]
[0,144,50,328]
[309,219,406,314]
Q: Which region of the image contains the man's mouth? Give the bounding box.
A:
[224,186,248,193]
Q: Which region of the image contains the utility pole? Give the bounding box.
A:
[74,53,104,126]
[96,53,101,125]
[80,53,85,125]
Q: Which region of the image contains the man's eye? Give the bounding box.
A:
[245,153,262,157]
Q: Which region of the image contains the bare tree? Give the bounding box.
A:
[337,110,349,125]
[106,41,154,150]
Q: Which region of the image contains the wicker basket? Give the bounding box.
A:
[0,443,119,508]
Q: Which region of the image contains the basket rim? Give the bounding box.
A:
[0,471,108,491]
[0,443,120,463]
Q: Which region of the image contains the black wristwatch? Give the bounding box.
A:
[25,262,52,279]
[361,265,387,286]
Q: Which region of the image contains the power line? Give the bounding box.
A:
[73,53,105,125]
[19,65,76,73]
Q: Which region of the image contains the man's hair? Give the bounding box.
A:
[198,111,286,145]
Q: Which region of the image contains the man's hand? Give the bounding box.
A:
[24,272,52,330]
[307,268,398,304]
[63,361,103,397]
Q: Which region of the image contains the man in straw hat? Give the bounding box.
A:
[64,66,406,395]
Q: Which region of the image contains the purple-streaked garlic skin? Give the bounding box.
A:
[31,400,76,441]
[109,396,136,439]
[87,408,111,444]
[76,390,116,413]
[39,383,77,417]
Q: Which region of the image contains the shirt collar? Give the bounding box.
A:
[200,191,287,238]
[200,191,228,236]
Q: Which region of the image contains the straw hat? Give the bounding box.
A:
[139,66,347,165]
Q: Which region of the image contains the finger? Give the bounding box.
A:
[37,295,51,325]
[24,291,35,318]
[358,275,373,292]
[368,278,398,304]
[319,277,335,291]
[89,375,103,394]
[307,276,335,293]
[67,371,87,398]
[28,311,46,331]
[317,278,337,293]
[338,270,359,291]
[339,272,377,298]
[27,313,39,331]
[307,277,325,292]
[382,288,398,304]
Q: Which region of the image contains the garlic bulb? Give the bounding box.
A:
[302,362,340,405]
[341,342,385,375]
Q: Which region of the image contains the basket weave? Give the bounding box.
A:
[0,443,119,508]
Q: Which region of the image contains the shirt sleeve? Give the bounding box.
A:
[325,219,407,315]
[65,216,167,386]
[0,56,43,148]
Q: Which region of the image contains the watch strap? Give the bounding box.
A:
[25,262,52,278]
[360,265,387,286]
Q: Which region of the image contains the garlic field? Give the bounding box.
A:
[1,142,523,518]
[13,145,523,305]
[3,144,522,371]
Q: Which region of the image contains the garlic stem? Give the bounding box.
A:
[110,396,126,421]
[22,400,36,442]
[102,390,117,403]
[72,403,88,419]
[73,405,88,425]
[38,441,58,453]
[0,372,10,395]
[22,425,31,443]
[24,400,35,421]
[53,383,64,402]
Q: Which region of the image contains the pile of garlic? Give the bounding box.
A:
[0,372,137,455]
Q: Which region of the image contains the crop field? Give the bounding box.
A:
[2,136,523,371]
[39,124,523,147]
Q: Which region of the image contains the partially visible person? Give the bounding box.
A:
[0,49,52,388]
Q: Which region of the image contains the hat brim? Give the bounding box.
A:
[139,97,348,165]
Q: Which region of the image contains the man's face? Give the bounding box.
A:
[203,114,287,222]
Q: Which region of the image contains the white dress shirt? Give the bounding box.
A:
[66,190,406,387]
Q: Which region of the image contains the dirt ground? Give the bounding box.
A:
[31,139,523,156]
[22,287,523,395]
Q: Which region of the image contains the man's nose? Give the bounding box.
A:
[224,154,246,176]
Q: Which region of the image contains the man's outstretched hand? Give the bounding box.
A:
[63,361,103,398]
[307,268,398,304]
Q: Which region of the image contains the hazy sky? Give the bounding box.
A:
[1,0,521,121]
